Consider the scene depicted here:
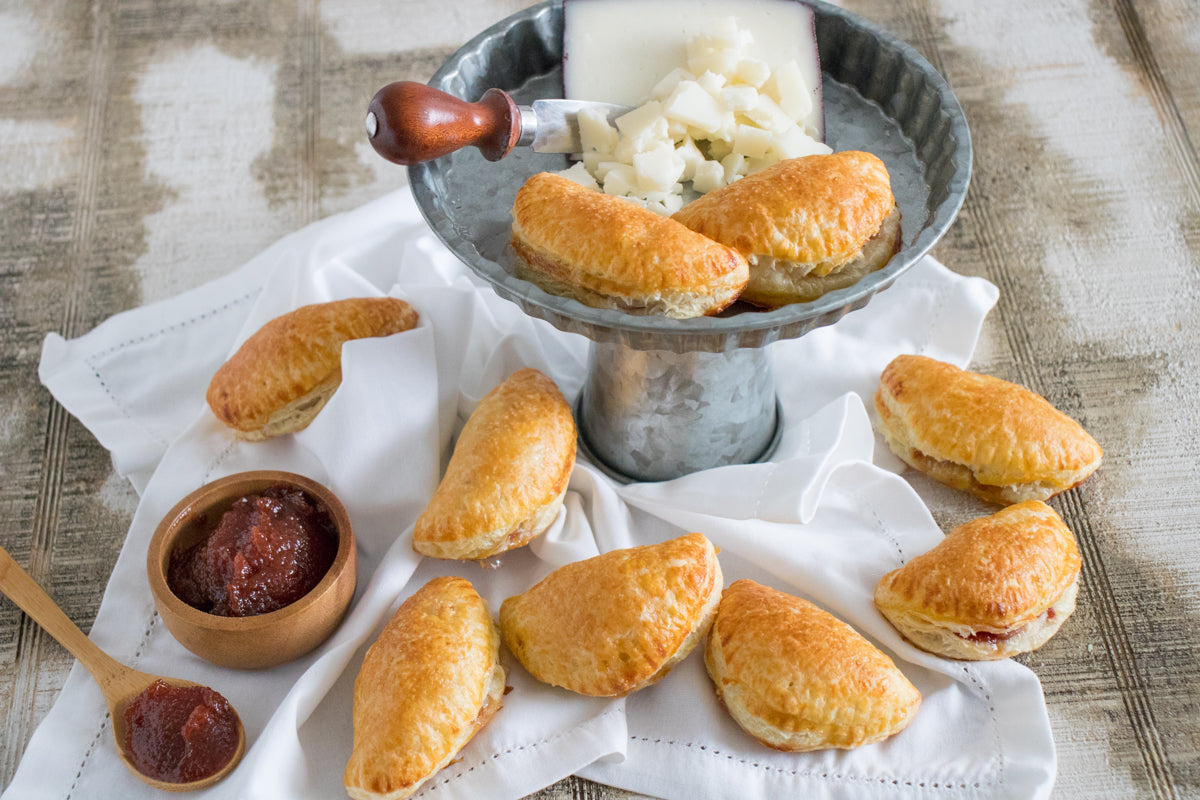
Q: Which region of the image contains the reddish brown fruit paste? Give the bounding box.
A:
[122,679,239,783]
[168,484,337,617]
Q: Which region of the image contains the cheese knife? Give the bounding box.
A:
[365,81,629,166]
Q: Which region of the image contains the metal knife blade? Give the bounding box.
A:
[518,99,631,153]
[365,81,631,165]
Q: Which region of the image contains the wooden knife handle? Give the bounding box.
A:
[365,81,521,165]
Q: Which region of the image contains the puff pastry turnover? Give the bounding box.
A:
[874,500,1081,660]
[705,579,921,751]
[206,296,418,440]
[510,172,749,319]
[874,354,1103,504]
[499,532,722,697]
[413,368,576,560]
[344,576,504,800]
[671,151,901,307]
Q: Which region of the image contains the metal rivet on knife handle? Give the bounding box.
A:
[365,81,522,166]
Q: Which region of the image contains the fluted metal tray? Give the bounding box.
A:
[409,0,971,354]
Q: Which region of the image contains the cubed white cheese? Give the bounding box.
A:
[697,70,727,96]
[663,80,725,134]
[744,94,794,133]
[769,59,814,122]
[577,106,619,156]
[634,144,686,192]
[674,137,705,181]
[713,112,739,142]
[562,5,824,207]
[701,15,750,50]
[731,123,774,159]
[721,151,749,183]
[642,187,682,204]
[770,124,832,160]
[685,30,742,77]
[593,159,624,181]
[650,67,695,101]
[616,101,667,143]
[666,118,691,140]
[563,0,823,139]
[746,156,775,175]
[691,159,726,194]
[557,161,601,190]
[614,105,671,162]
[601,163,638,196]
[733,57,771,88]
[705,138,733,161]
[720,85,759,113]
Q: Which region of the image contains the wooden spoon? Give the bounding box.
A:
[0,545,245,792]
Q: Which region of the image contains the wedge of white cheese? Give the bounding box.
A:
[561,0,826,213]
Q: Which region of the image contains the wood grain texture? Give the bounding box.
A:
[2,1,1198,798]
[889,2,1200,799]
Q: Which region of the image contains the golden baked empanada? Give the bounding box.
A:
[671,151,901,307]
[705,579,921,751]
[499,533,721,697]
[874,354,1103,504]
[413,368,576,561]
[874,500,1081,661]
[510,172,749,318]
[207,296,418,440]
[344,576,504,800]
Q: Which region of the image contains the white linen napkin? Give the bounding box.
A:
[9,184,1058,800]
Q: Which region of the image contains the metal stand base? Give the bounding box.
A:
[576,341,782,483]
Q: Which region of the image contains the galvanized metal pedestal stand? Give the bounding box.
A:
[407,0,971,483]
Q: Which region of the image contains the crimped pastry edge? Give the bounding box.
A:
[875,410,1065,504]
[868,355,1099,501]
[621,553,723,695]
[413,486,567,561]
[346,664,505,800]
[344,579,504,800]
[873,380,1101,505]
[877,576,1079,661]
[232,373,341,442]
[510,218,744,319]
[740,205,902,308]
[508,172,748,320]
[412,368,576,560]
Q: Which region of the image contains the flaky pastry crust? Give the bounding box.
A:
[499,533,722,697]
[510,172,748,319]
[206,296,418,440]
[705,579,921,751]
[874,354,1103,504]
[344,576,504,800]
[874,500,1081,660]
[413,368,576,561]
[671,151,899,307]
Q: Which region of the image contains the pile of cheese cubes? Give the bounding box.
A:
[561,17,829,215]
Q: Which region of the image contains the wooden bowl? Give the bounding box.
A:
[147,471,357,670]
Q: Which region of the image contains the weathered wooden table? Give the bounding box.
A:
[2,1,1197,797]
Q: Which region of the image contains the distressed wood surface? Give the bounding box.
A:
[2,1,1198,798]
